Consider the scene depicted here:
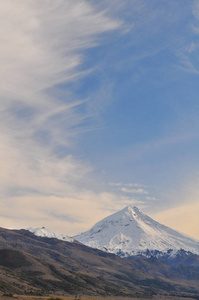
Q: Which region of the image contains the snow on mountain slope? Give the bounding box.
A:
[27,227,74,242]
[73,205,199,258]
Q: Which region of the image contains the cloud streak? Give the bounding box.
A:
[120,187,148,195]
[0,0,122,232]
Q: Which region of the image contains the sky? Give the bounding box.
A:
[0,0,199,238]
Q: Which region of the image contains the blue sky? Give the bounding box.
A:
[0,0,199,237]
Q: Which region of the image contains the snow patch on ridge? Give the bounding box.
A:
[27,227,74,242]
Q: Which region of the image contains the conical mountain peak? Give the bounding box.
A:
[74,206,199,258]
[103,205,145,220]
[125,205,145,217]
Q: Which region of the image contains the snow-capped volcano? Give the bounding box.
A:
[27,227,74,242]
[74,205,199,258]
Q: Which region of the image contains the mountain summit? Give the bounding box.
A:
[74,205,199,258]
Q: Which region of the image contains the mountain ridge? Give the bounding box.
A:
[27,226,74,242]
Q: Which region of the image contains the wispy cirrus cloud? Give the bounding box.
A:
[0,0,122,231]
[120,187,148,195]
[175,0,199,74]
[108,182,149,195]
[108,182,146,188]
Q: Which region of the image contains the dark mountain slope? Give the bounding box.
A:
[0,227,198,297]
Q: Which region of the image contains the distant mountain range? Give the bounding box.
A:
[27,205,199,262]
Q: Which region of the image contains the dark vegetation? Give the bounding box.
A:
[0,227,198,298]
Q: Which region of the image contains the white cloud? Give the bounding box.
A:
[145,196,156,201]
[108,182,123,186]
[0,1,120,103]
[0,0,122,230]
[108,182,146,188]
[121,187,148,195]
